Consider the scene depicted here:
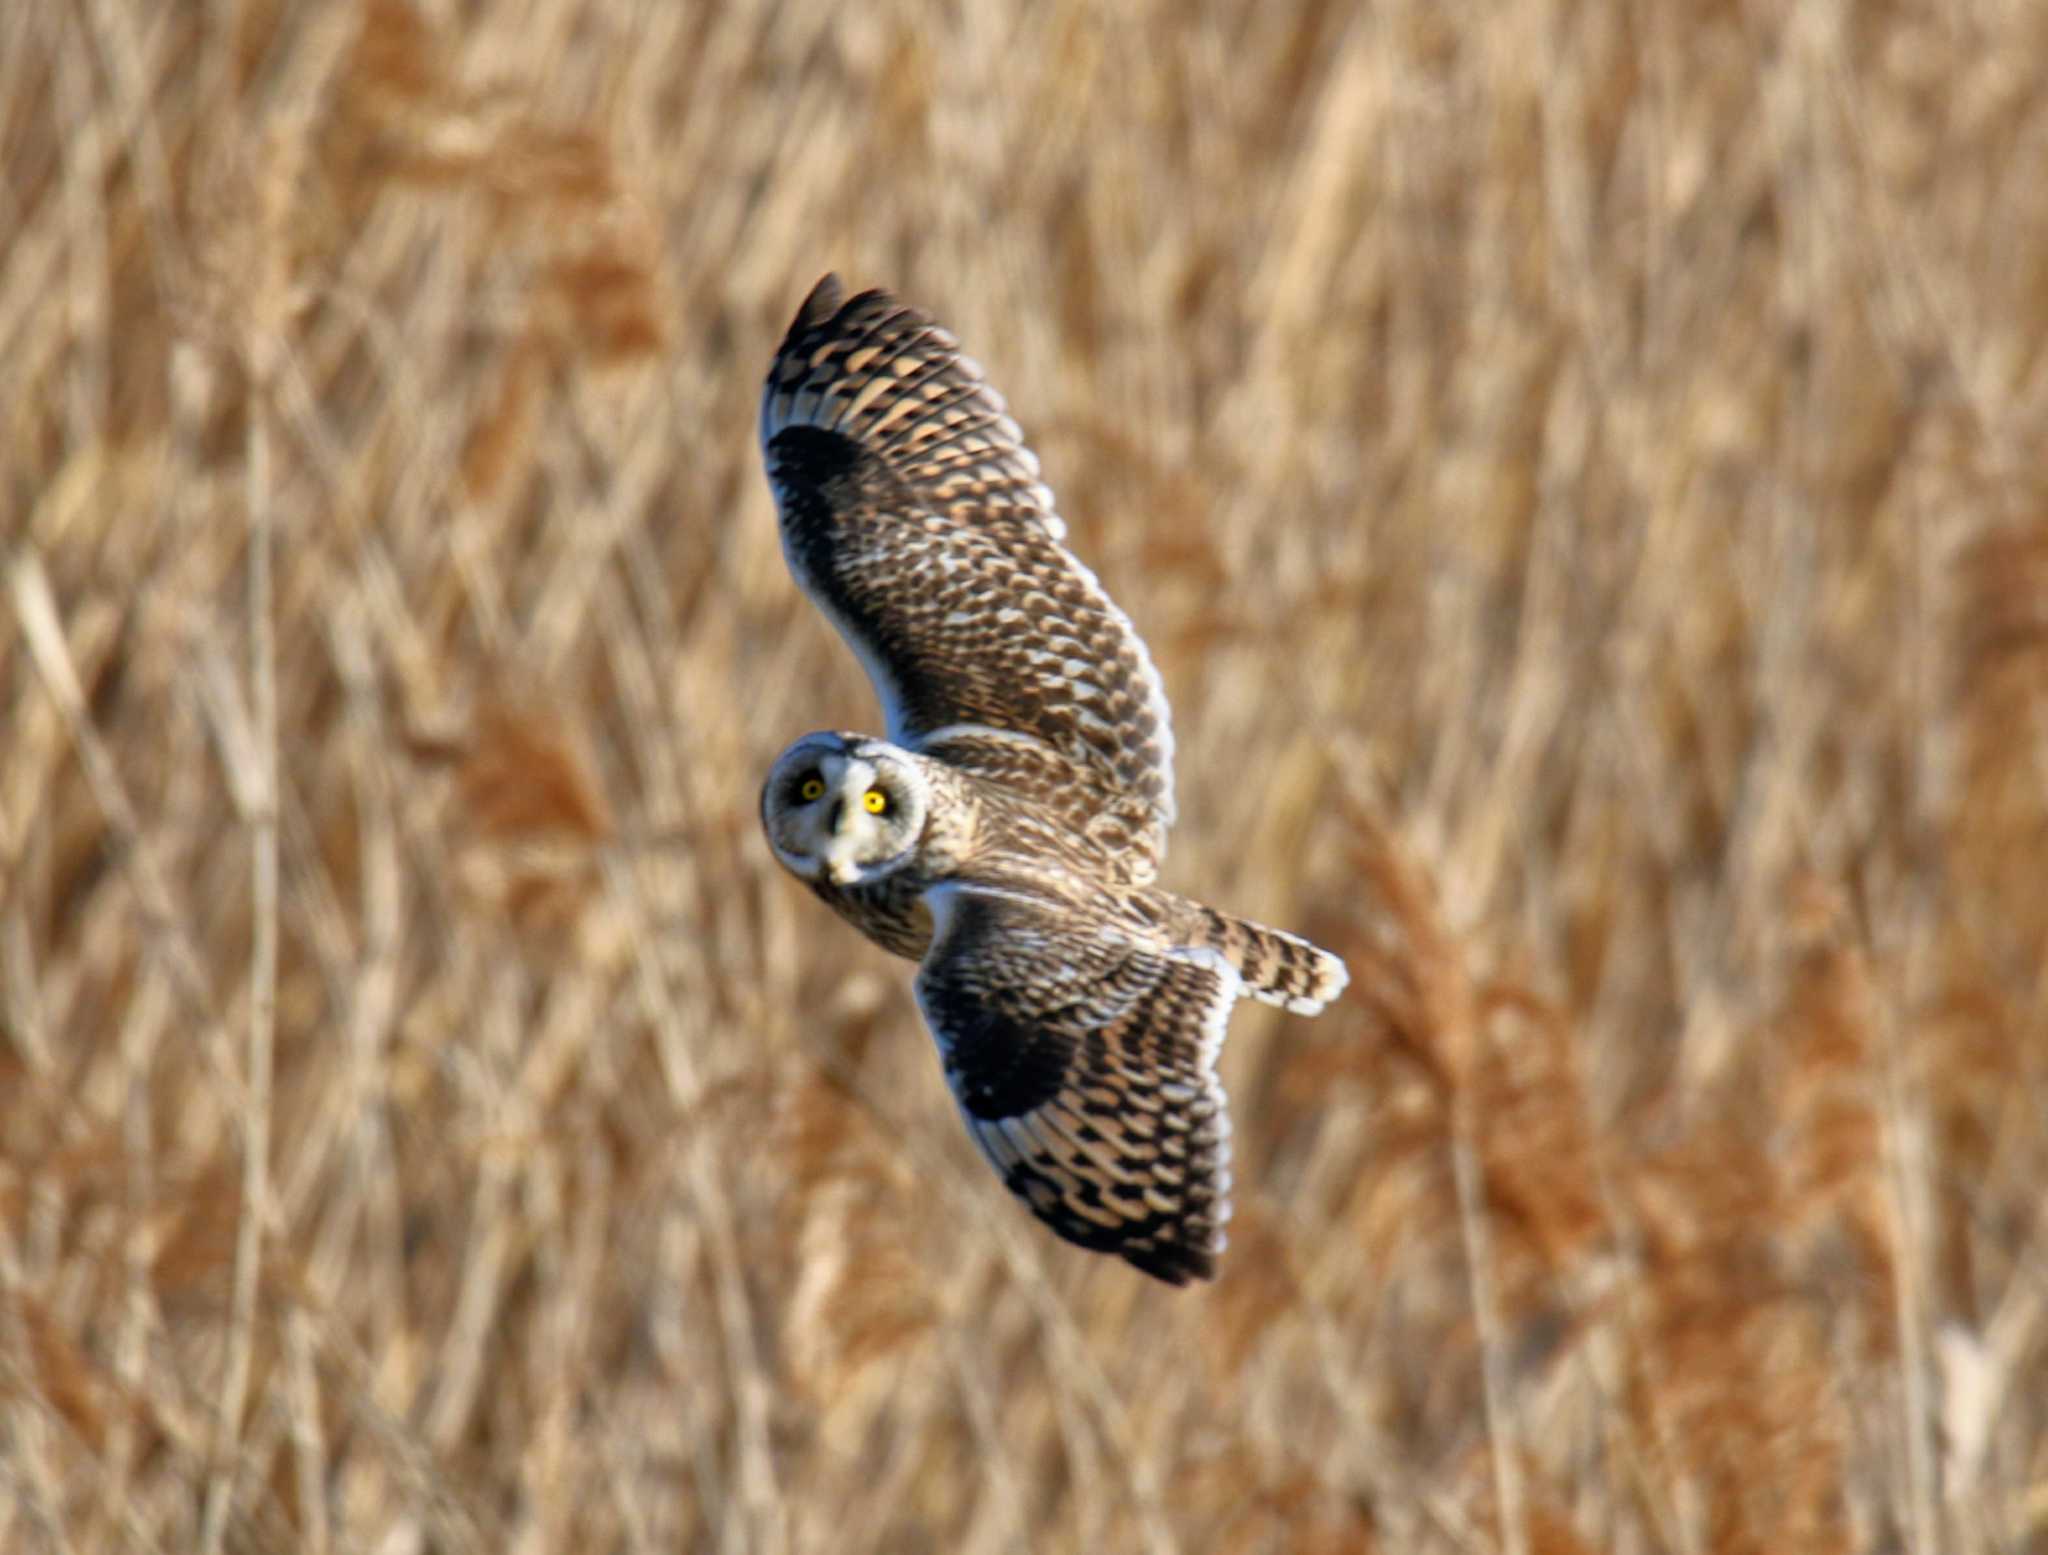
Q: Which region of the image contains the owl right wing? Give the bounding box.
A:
[760,275,1176,879]
[913,884,1239,1285]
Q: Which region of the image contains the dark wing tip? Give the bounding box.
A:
[794,273,846,332]
[1125,1239,1217,1286]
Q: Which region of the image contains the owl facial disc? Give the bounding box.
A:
[760,733,925,886]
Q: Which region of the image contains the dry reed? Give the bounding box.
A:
[3,0,2045,1549]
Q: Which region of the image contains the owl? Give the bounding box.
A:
[758,275,1348,1285]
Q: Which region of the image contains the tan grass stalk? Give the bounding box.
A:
[196,140,287,1553]
[105,964,172,1543]
[1450,1105,1531,1555]
[0,1252,161,1553]
[603,848,787,1555]
[787,1043,1182,1555]
[1879,947,1944,1555]
[284,1307,331,1555]
[8,555,218,1020]
[1342,786,1550,1549]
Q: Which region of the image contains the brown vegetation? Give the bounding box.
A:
[3,1,2045,1549]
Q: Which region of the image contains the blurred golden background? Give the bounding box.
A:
[4,1,2045,1550]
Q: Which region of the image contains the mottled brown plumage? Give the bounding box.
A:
[758,276,1347,1283]
[763,275,1174,873]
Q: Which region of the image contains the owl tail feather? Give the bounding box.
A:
[1182,904,1349,1017]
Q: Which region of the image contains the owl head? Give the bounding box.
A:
[760,732,930,886]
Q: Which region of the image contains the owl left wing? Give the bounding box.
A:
[913,884,1238,1286]
[760,275,1176,877]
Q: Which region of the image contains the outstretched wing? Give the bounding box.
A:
[761,275,1176,876]
[914,884,1238,1285]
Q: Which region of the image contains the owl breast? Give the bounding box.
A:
[808,873,936,961]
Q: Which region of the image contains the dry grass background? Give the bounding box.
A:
[3,0,2047,1550]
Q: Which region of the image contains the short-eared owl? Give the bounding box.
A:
[759,275,1348,1284]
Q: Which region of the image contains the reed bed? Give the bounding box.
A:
[3,2,2045,1549]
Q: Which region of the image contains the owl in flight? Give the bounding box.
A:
[758,276,1348,1284]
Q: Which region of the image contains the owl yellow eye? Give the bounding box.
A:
[798,775,826,802]
[863,788,889,815]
